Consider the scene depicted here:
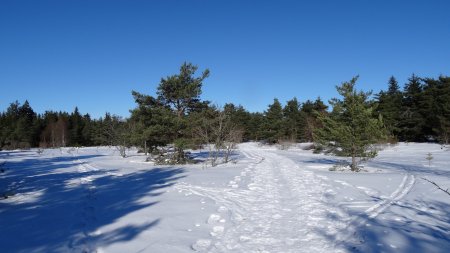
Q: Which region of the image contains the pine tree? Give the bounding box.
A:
[223,103,252,141]
[315,77,386,171]
[248,112,265,141]
[301,98,328,142]
[129,92,176,153]
[399,74,424,141]
[282,97,304,141]
[422,76,450,143]
[262,98,284,143]
[157,62,210,119]
[69,107,84,146]
[376,76,403,140]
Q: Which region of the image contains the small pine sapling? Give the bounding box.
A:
[426,152,433,167]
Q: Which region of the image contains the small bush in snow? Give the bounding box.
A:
[426,153,433,167]
[278,139,294,150]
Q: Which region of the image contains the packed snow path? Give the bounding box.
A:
[178,144,349,252]
[176,143,422,252]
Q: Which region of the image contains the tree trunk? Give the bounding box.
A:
[144,140,147,156]
[351,155,357,171]
[350,143,358,172]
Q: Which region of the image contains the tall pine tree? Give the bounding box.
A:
[315,77,386,171]
[399,74,424,141]
[261,98,284,143]
[376,76,403,140]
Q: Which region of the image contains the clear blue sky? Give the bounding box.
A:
[1,0,449,118]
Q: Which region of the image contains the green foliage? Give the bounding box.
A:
[129,91,176,152]
[282,97,304,141]
[223,103,252,141]
[301,98,328,142]
[157,62,210,118]
[1,68,449,153]
[129,62,210,164]
[0,100,38,149]
[421,76,450,144]
[376,74,450,143]
[398,74,425,141]
[376,76,403,139]
[260,98,284,143]
[314,76,386,171]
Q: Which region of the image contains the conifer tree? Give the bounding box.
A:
[157,62,210,119]
[315,77,386,171]
[376,76,403,140]
[69,107,84,146]
[262,98,284,143]
[399,74,424,141]
[223,103,252,141]
[422,76,450,143]
[129,92,176,153]
[302,98,328,142]
[282,97,304,141]
[248,112,265,141]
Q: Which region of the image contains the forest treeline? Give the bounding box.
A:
[1,63,449,156]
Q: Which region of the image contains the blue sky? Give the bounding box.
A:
[1,0,449,118]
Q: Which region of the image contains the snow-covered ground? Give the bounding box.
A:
[1,143,449,253]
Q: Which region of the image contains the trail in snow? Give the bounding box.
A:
[68,150,100,253]
[334,174,415,247]
[177,144,348,253]
[177,143,418,253]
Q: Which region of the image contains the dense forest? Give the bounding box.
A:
[1,63,449,160]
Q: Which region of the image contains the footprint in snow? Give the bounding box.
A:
[192,239,211,251]
[239,235,251,242]
[210,226,224,237]
[207,214,221,224]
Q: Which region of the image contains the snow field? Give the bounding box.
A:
[1,143,449,252]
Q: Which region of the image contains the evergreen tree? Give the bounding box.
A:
[81,114,93,146]
[282,97,304,141]
[69,107,84,146]
[247,112,265,141]
[2,101,21,149]
[157,62,210,119]
[315,77,386,171]
[155,62,210,160]
[129,92,176,153]
[223,103,252,141]
[399,74,424,141]
[302,97,328,142]
[261,98,284,143]
[422,76,450,143]
[16,100,37,148]
[376,76,403,140]
[0,100,38,149]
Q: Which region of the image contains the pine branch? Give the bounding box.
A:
[422,177,450,196]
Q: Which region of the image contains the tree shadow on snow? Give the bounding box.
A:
[188,150,241,161]
[315,195,450,253]
[370,161,450,177]
[0,150,185,253]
